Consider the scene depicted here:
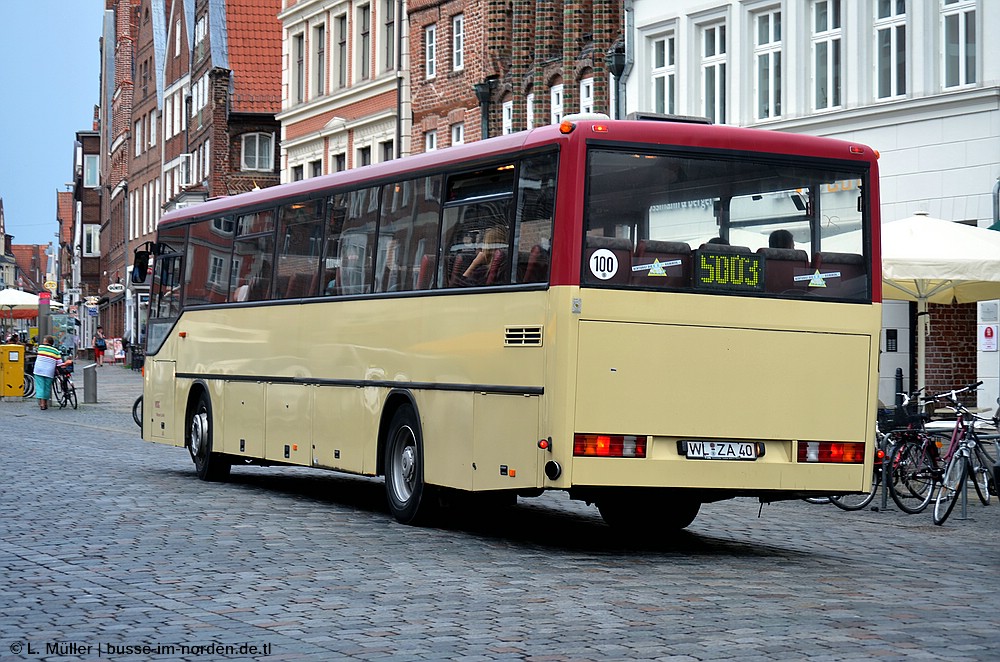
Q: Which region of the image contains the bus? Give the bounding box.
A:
[133,115,881,530]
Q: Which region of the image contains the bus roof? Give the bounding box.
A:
[157,119,876,229]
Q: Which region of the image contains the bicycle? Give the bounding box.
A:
[932,394,998,525]
[883,388,946,514]
[51,360,78,410]
[802,423,889,511]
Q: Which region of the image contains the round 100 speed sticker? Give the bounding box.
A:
[589,249,619,280]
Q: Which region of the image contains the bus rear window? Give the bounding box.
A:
[583,148,871,302]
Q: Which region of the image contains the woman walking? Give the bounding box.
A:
[33,335,61,410]
[93,326,106,367]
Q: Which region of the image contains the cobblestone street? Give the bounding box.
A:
[1,366,998,661]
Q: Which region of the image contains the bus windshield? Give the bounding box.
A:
[583,148,871,301]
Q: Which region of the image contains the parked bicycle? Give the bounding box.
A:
[883,388,945,514]
[931,390,998,525]
[51,356,78,410]
[803,422,889,511]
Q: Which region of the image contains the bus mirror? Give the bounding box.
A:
[132,251,150,284]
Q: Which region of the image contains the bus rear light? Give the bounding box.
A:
[559,121,576,134]
[849,145,865,155]
[591,124,609,133]
[573,434,646,458]
[797,441,866,463]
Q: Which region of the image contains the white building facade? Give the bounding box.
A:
[624,0,1000,408]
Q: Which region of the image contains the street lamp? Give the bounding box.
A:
[607,44,626,120]
[473,76,499,140]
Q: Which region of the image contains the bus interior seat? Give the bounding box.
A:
[485,249,508,285]
[416,254,435,289]
[446,252,471,287]
[521,245,549,283]
[813,251,866,296]
[632,239,691,287]
[585,235,633,284]
[755,247,810,294]
[697,242,751,253]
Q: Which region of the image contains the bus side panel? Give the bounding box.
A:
[311,385,374,474]
[147,360,182,446]
[223,381,264,459]
[472,393,541,490]
[264,383,313,466]
[419,390,474,491]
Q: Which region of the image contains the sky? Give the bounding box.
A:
[0,1,106,247]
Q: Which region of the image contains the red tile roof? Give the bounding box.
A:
[57,191,74,246]
[227,0,283,114]
[10,244,48,292]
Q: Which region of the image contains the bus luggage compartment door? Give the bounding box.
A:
[472,393,540,491]
[147,360,180,444]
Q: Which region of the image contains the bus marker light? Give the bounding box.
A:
[849,145,864,155]
[178,331,187,338]
[592,124,609,133]
[537,438,551,451]
[509,469,516,477]
[559,121,576,134]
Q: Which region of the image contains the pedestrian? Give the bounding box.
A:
[33,335,61,410]
[94,326,107,367]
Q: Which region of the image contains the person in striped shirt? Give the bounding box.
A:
[33,336,61,410]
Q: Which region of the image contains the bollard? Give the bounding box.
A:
[83,363,98,403]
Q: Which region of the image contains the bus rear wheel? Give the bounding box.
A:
[597,491,700,533]
[187,392,231,482]
[384,404,433,525]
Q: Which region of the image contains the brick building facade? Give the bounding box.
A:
[410,0,622,153]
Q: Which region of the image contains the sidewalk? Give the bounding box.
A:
[1,362,143,420]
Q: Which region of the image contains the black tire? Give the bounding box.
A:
[187,391,231,482]
[830,467,879,511]
[65,379,78,409]
[23,373,34,397]
[933,454,966,525]
[132,395,143,429]
[803,497,832,505]
[969,444,992,505]
[597,491,700,532]
[886,441,936,514]
[52,375,68,409]
[383,404,433,525]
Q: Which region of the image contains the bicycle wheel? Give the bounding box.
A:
[831,465,880,511]
[886,440,936,514]
[933,453,967,525]
[65,379,78,410]
[22,373,35,397]
[969,444,992,505]
[52,375,68,409]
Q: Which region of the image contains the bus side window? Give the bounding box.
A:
[322,198,347,295]
[338,186,380,295]
[515,153,557,285]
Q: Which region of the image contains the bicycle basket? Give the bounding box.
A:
[884,402,923,430]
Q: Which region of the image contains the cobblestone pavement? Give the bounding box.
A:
[1,366,998,661]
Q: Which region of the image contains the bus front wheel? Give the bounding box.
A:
[384,404,433,525]
[187,391,231,482]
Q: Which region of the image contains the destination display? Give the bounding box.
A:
[693,248,764,292]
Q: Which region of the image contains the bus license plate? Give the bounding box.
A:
[684,441,758,460]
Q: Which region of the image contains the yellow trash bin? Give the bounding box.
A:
[1,344,25,397]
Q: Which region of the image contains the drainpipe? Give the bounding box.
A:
[993,177,999,225]
[620,1,635,89]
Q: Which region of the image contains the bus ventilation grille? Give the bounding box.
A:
[504,326,543,347]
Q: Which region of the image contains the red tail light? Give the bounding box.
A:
[797,441,866,463]
[573,434,646,458]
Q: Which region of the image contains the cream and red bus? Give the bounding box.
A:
[134,115,881,530]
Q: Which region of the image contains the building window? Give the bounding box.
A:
[334,153,346,172]
[134,119,143,157]
[83,224,100,257]
[942,0,976,88]
[425,25,436,79]
[579,77,594,113]
[754,9,782,120]
[381,140,394,162]
[812,0,842,110]
[550,84,564,125]
[292,165,304,181]
[208,255,226,285]
[383,0,395,71]
[526,92,534,129]
[451,123,464,146]
[452,14,464,71]
[357,4,371,81]
[358,145,372,166]
[336,14,348,87]
[241,133,274,171]
[701,23,727,124]
[651,36,675,115]
[875,0,906,99]
[174,19,181,56]
[293,33,305,103]
[313,24,326,96]
[310,159,323,178]
[501,100,513,135]
[149,110,156,146]
[83,154,100,188]
[425,130,437,152]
